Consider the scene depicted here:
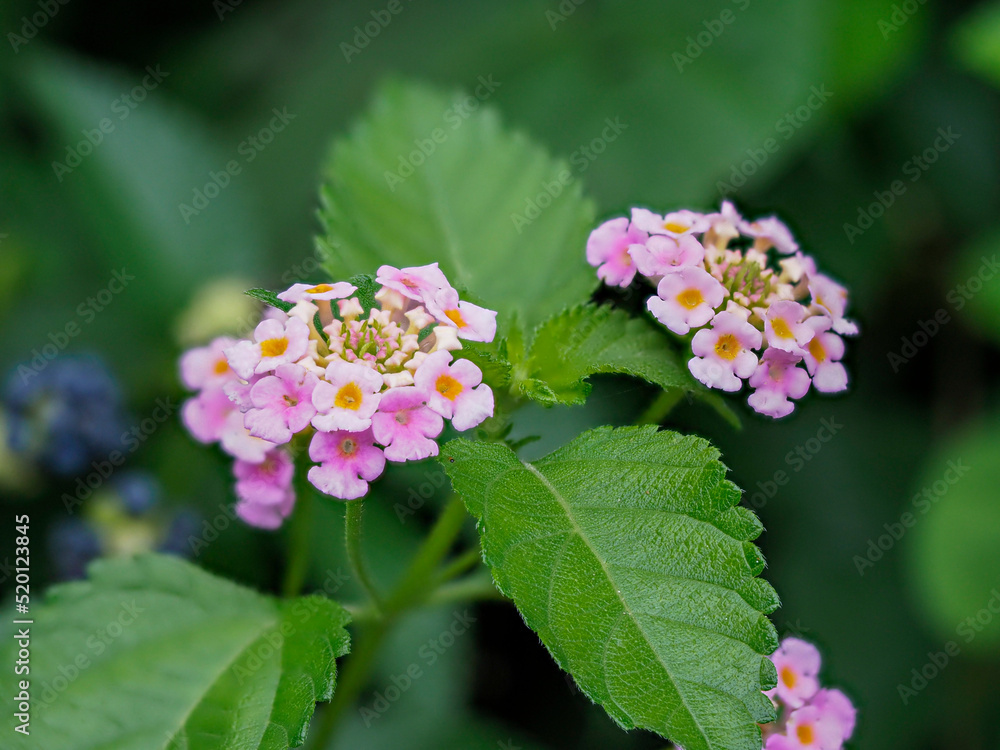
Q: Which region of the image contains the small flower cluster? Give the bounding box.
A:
[586,203,857,418]
[762,638,856,749]
[180,264,496,528]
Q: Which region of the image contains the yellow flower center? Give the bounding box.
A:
[796,723,814,746]
[306,283,334,294]
[435,374,464,401]
[260,337,289,358]
[335,382,363,410]
[445,309,467,328]
[808,337,826,363]
[714,333,740,361]
[780,666,797,689]
[677,289,703,310]
[664,221,689,233]
[213,358,230,375]
[771,318,793,339]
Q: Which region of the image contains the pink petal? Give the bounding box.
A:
[452,384,495,431]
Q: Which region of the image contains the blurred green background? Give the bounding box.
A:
[3,1,1000,748]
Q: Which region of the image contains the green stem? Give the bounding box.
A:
[345,499,384,614]
[636,389,684,425]
[435,546,482,584]
[309,618,390,749]
[282,473,314,598]
[423,569,502,608]
[308,494,471,748]
[343,567,501,625]
[383,494,469,613]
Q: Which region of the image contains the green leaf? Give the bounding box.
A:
[347,273,381,316]
[1,555,349,749]
[317,80,597,334]
[907,416,1000,655]
[952,1,1000,89]
[520,305,690,406]
[442,426,779,750]
[245,287,295,313]
[951,232,1000,345]
[460,340,514,390]
[514,305,740,427]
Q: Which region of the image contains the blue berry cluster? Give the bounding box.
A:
[48,470,200,581]
[4,356,128,475]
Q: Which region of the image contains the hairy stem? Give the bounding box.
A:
[636,388,684,425]
[282,472,314,598]
[383,494,469,613]
[345,499,384,614]
[308,494,473,748]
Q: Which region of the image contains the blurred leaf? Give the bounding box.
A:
[444,426,778,750]
[0,554,349,749]
[173,0,922,237]
[953,1,1000,89]
[318,79,597,334]
[20,50,265,318]
[952,229,1000,345]
[907,416,1000,655]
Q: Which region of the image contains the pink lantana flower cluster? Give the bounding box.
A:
[179,264,496,528]
[586,203,857,418]
[762,638,856,749]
